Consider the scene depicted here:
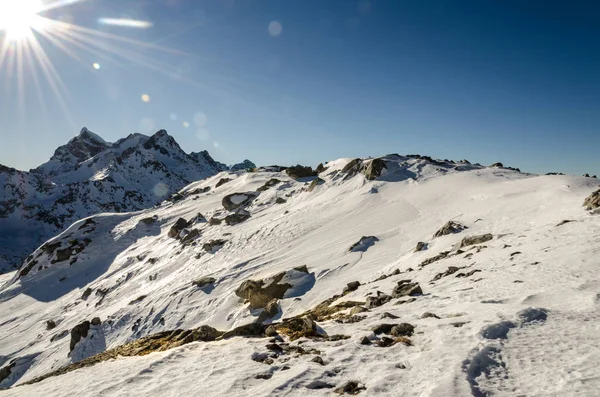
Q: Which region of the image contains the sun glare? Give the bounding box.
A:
[0,0,44,41]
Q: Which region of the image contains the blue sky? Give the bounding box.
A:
[0,0,598,175]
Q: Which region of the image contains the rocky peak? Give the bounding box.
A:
[231,159,257,171]
[142,130,182,155]
[190,150,229,172]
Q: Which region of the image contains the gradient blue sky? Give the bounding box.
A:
[0,0,598,175]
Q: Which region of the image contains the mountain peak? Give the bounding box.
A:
[75,127,107,145]
[143,129,181,154]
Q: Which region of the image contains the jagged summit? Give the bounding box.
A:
[0,128,253,273]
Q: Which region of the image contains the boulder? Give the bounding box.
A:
[432,266,461,281]
[414,241,427,252]
[343,281,361,294]
[257,299,280,323]
[180,228,201,244]
[390,323,415,337]
[433,221,467,238]
[349,236,379,252]
[222,192,256,211]
[459,234,493,248]
[224,210,251,225]
[307,178,325,192]
[584,189,600,211]
[46,320,57,330]
[91,317,101,326]
[275,316,318,340]
[285,165,317,179]
[203,239,227,253]
[69,320,91,352]
[392,280,422,298]
[208,217,222,226]
[490,162,504,167]
[168,218,189,238]
[220,323,265,339]
[235,275,292,309]
[215,178,231,188]
[365,293,392,309]
[192,277,216,288]
[334,381,366,395]
[421,312,441,319]
[257,178,281,192]
[275,197,287,204]
[362,158,387,180]
[139,216,157,225]
[316,163,327,173]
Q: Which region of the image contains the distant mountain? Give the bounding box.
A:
[0,128,251,272]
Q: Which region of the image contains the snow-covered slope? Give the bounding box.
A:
[0,128,240,273]
[0,155,599,396]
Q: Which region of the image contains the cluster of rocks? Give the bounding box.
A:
[341,158,387,180]
[584,189,600,212]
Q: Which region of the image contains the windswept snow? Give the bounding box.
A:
[0,155,599,396]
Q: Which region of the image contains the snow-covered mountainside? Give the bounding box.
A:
[0,155,599,396]
[0,128,248,273]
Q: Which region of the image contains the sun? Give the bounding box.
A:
[0,0,44,41]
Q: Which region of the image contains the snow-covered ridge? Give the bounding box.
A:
[0,155,598,395]
[0,128,253,273]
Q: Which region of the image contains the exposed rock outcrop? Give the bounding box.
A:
[459,234,493,248]
[433,221,467,238]
[584,189,600,211]
[235,266,310,309]
[222,192,257,211]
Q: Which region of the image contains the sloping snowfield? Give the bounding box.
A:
[0,155,598,396]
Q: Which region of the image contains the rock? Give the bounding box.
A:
[371,324,396,335]
[311,356,325,365]
[222,192,256,211]
[275,197,287,204]
[257,299,280,323]
[91,317,101,326]
[349,236,379,252]
[391,280,422,298]
[459,234,493,248]
[81,287,93,300]
[285,165,317,179]
[414,241,427,252]
[215,178,231,188]
[180,228,201,244]
[220,323,265,339]
[191,213,207,223]
[421,312,440,319]
[390,323,415,337]
[316,163,326,173]
[224,210,251,225]
[481,321,515,340]
[420,251,450,267]
[192,277,216,288]
[455,269,481,278]
[381,312,399,319]
[343,281,361,294]
[46,320,57,330]
[168,218,189,238]
[0,362,15,384]
[275,316,319,340]
[584,189,600,211]
[203,239,227,253]
[306,380,336,390]
[254,373,272,380]
[360,336,372,345]
[265,325,278,337]
[350,306,368,315]
[432,266,461,281]
[70,320,91,352]
[208,217,222,226]
[334,381,366,395]
[257,178,281,192]
[490,162,504,167]
[307,178,325,192]
[375,337,396,347]
[362,158,387,180]
[433,221,467,238]
[139,216,156,225]
[342,158,362,174]
[365,294,392,309]
[235,267,308,309]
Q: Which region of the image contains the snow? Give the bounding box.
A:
[0,156,599,396]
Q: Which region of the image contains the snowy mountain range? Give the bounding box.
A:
[0,153,598,396]
[0,128,255,273]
